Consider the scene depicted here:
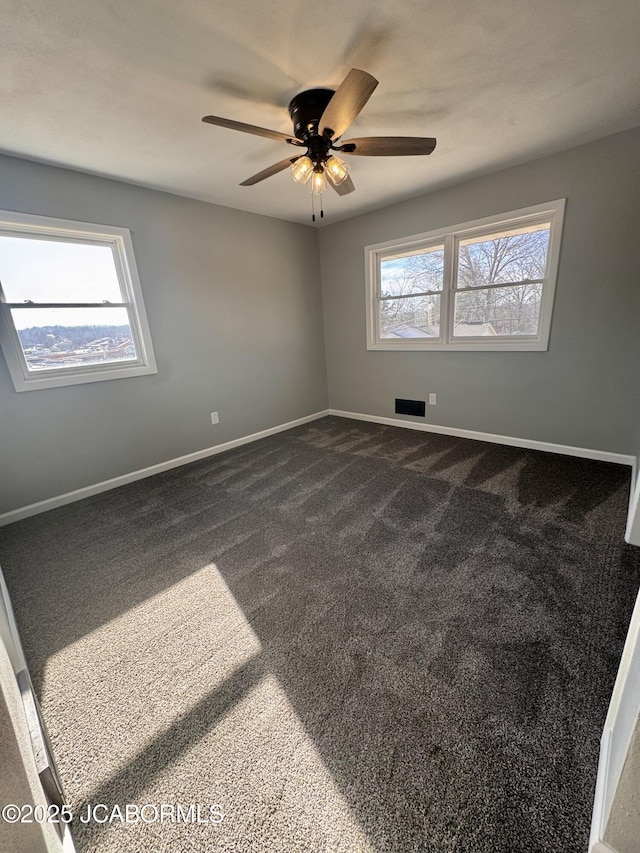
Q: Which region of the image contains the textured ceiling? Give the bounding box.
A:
[2,0,640,225]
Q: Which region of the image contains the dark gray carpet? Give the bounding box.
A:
[1,416,639,852]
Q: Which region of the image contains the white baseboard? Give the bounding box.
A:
[329,409,636,468]
[0,410,330,527]
[591,842,617,853]
[625,471,640,546]
[1,407,635,528]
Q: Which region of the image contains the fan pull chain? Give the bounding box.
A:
[311,193,325,222]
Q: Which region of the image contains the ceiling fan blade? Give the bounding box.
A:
[327,173,355,196]
[239,156,300,186]
[320,69,379,140]
[339,136,437,156]
[202,114,298,144]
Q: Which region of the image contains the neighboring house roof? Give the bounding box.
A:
[453,323,497,336]
[385,323,497,338]
[385,325,439,338]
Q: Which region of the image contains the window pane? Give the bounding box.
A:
[457,223,550,288]
[380,294,441,339]
[453,283,543,337]
[0,235,123,303]
[11,307,138,372]
[380,245,444,296]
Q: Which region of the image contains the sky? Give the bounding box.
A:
[0,234,129,330]
[380,248,444,297]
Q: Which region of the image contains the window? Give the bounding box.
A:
[366,200,565,351]
[0,210,157,391]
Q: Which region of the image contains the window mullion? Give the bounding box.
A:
[379,291,442,302]
[442,234,456,344]
[454,278,544,294]
[5,302,128,309]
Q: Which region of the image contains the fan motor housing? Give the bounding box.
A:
[288,89,335,141]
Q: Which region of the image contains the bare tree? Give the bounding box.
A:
[456,229,548,333]
[380,249,443,335]
[378,229,549,337]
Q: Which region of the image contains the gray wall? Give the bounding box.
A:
[319,127,640,455]
[2,127,640,516]
[0,155,327,515]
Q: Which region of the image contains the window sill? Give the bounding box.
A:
[9,362,158,392]
[368,340,549,352]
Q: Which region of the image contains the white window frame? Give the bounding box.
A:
[365,199,566,351]
[0,210,157,391]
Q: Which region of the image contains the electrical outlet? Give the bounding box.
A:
[210,412,219,425]
[428,393,437,406]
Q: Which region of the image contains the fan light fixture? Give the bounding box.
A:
[290,155,349,194]
[310,166,327,195]
[289,155,313,185]
[325,155,349,185]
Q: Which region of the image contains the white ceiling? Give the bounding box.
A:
[2,0,640,226]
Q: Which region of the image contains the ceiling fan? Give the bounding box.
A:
[202,69,436,209]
